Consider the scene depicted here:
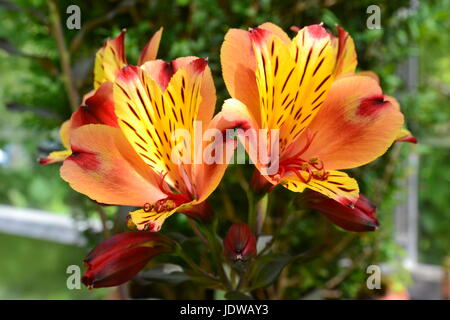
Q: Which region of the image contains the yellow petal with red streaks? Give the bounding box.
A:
[94,30,127,88]
[129,201,193,232]
[249,25,338,153]
[139,57,215,127]
[113,59,208,192]
[281,170,359,206]
[60,124,165,206]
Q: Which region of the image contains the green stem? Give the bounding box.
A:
[175,244,221,284]
[255,194,269,238]
[258,198,294,256]
[201,223,233,291]
[247,190,257,232]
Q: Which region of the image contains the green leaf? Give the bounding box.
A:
[139,264,191,285]
[248,253,292,290]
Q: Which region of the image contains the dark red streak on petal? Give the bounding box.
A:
[357,95,389,117]
[68,147,100,170]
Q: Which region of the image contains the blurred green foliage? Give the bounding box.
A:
[0,0,448,299]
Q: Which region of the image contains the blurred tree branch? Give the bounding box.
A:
[69,0,137,53]
[48,0,79,111]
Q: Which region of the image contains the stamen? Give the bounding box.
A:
[270,130,328,184]
[138,172,192,231]
[143,203,154,212]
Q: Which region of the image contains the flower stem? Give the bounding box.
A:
[247,190,257,232]
[255,194,269,238]
[175,243,221,284]
[201,223,233,291]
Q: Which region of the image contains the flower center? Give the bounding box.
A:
[271,131,328,184]
[144,172,192,212]
[143,193,191,214]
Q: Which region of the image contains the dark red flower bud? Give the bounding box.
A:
[82,231,172,289]
[223,223,257,261]
[303,191,379,232]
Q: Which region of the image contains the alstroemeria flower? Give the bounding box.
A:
[60,57,236,231]
[82,231,172,288]
[301,190,379,232]
[39,28,163,165]
[219,22,407,206]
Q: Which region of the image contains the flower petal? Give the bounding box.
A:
[395,127,417,144]
[220,22,291,125]
[220,28,260,124]
[142,56,216,127]
[94,30,127,88]
[71,81,118,129]
[138,27,163,65]
[333,26,357,77]
[249,25,338,154]
[39,149,72,165]
[39,120,72,165]
[294,75,404,170]
[281,170,359,206]
[60,124,165,206]
[259,22,291,44]
[129,201,193,232]
[192,110,238,203]
[216,98,261,166]
[113,59,208,192]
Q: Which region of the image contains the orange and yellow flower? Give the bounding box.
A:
[219,22,410,206]
[39,28,163,165]
[60,56,235,232]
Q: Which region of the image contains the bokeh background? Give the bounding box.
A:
[0,0,448,299]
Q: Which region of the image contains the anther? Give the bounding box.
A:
[143,203,153,212]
